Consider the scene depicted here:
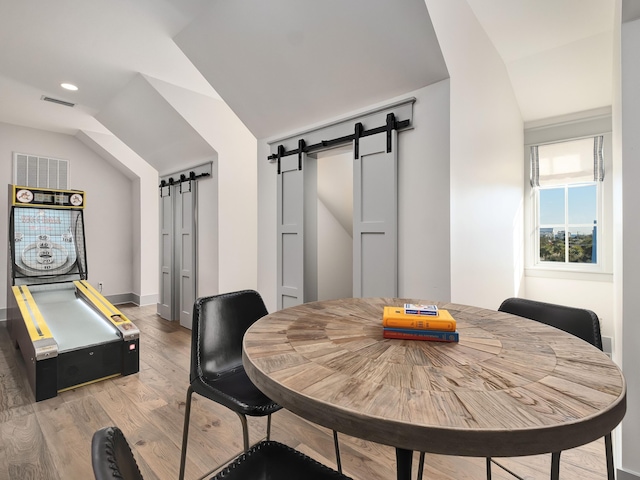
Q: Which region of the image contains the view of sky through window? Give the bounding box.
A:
[540,185,596,226]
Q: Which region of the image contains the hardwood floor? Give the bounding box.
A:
[0,304,610,480]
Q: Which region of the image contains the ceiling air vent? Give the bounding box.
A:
[41,95,75,107]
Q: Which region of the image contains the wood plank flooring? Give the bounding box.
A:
[0,304,611,480]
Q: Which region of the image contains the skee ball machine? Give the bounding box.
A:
[7,185,139,401]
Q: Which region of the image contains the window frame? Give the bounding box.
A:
[524,119,612,280]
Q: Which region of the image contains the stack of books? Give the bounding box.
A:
[382,303,459,342]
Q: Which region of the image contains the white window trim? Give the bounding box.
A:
[524,123,613,281]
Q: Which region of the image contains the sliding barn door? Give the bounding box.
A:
[275,121,400,307]
[353,130,398,297]
[157,181,197,329]
[158,185,174,320]
[277,154,317,309]
[177,181,196,329]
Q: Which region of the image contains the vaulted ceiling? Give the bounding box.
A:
[467,0,614,124]
[0,0,615,174]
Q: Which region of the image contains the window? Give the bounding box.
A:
[530,136,604,268]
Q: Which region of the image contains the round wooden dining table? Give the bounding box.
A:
[242,298,626,480]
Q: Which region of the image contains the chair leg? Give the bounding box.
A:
[333,430,342,473]
[178,386,195,480]
[417,451,425,480]
[235,412,250,451]
[550,451,561,480]
[604,433,614,480]
[266,413,272,440]
[489,458,526,480]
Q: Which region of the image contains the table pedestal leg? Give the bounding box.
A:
[396,448,413,480]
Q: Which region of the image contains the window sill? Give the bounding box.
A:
[525,266,613,282]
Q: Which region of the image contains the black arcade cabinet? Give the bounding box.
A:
[6,185,139,401]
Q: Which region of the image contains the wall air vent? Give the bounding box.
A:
[41,95,75,107]
[13,152,69,189]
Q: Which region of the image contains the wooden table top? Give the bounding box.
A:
[242,298,626,458]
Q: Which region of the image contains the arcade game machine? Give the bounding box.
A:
[6,185,139,401]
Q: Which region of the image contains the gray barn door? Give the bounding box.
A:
[177,181,196,329]
[277,153,317,309]
[157,181,197,329]
[158,185,174,319]
[353,130,398,297]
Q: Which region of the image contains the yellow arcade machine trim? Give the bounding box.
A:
[11,285,57,358]
[74,280,140,341]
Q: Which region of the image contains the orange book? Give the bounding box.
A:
[382,306,456,331]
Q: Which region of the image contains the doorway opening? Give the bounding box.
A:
[316,146,353,301]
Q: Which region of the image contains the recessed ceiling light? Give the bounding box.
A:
[60,83,78,91]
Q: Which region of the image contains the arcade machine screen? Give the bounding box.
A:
[10,190,87,285]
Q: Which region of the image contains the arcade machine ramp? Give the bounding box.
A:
[6,186,139,401]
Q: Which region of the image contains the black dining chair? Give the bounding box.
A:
[490,297,614,480]
[91,426,143,480]
[92,426,353,480]
[178,290,282,480]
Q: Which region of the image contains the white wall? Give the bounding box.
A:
[76,129,159,305]
[195,169,219,298]
[619,11,640,479]
[257,139,277,311]
[317,199,353,301]
[145,77,257,296]
[258,81,452,312]
[525,276,615,336]
[398,80,451,300]
[425,0,524,309]
[133,171,159,305]
[0,122,134,307]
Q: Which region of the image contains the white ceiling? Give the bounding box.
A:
[0,0,214,134]
[467,0,615,123]
[174,0,448,139]
[0,0,617,171]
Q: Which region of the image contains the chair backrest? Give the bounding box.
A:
[211,440,353,480]
[91,426,144,480]
[498,297,603,350]
[191,290,269,382]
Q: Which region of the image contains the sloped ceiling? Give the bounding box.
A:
[467,0,614,122]
[0,0,618,172]
[0,0,219,173]
[96,75,216,176]
[174,0,449,139]
[0,0,215,131]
